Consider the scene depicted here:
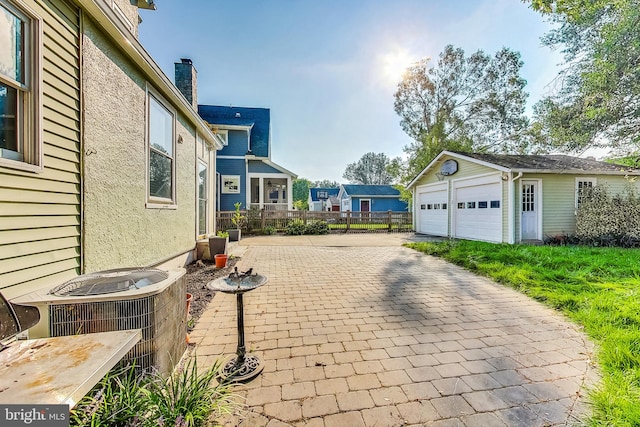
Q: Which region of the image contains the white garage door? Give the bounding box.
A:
[454,178,502,242]
[417,184,448,236]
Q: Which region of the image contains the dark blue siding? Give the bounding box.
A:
[248,161,281,173]
[352,197,408,212]
[217,158,246,211]
[218,130,249,156]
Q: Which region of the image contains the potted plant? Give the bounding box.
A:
[208,231,229,257]
[228,202,245,242]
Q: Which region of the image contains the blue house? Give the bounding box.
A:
[338,184,408,212]
[308,188,340,211]
[198,106,297,211]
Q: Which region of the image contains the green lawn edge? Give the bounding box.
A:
[404,240,640,427]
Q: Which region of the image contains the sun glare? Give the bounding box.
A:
[381,47,416,86]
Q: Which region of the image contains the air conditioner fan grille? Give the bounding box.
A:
[49,268,169,297]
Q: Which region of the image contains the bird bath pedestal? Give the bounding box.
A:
[206,268,267,382]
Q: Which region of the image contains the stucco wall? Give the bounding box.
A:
[82,18,197,273]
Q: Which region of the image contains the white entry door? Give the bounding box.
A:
[521,180,539,240]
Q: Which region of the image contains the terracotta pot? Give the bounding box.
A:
[214,254,228,268]
[186,293,193,314]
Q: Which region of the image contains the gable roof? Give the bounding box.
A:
[341,184,401,197]
[451,151,640,172]
[408,150,640,188]
[309,188,339,202]
[198,105,270,157]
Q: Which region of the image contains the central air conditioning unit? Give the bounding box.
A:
[14,268,186,374]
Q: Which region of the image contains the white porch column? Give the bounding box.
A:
[259,177,264,209]
[287,176,293,209]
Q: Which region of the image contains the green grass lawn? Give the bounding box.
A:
[405,240,640,427]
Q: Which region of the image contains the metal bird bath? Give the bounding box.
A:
[206,267,267,382]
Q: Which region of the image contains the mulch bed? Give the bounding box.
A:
[185,257,238,334]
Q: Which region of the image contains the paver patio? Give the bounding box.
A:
[190,234,598,426]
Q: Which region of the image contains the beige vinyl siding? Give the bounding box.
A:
[502,178,510,243]
[0,0,81,299]
[413,157,498,187]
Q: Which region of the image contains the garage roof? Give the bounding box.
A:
[408,150,640,189]
[451,151,640,173]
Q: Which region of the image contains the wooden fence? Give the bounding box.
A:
[216,210,413,234]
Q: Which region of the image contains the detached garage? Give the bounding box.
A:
[408,151,640,244]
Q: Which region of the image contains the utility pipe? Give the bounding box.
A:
[508,172,523,244]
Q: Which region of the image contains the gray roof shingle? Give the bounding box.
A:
[450,151,640,173]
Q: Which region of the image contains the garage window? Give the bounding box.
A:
[457,202,465,209]
[576,178,597,207]
[442,203,447,210]
[420,204,426,210]
[490,200,500,208]
[467,202,476,209]
[426,204,432,210]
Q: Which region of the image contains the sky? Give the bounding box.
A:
[139,0,564,183]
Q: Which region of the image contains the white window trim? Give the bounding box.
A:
[221,174,241,194]
[196,132,213,238]
[360,198,371,211]
[145,86,177,209]
[0,0,43,173]
[575,177,597,209]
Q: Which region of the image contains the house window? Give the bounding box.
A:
[576,178,596,207]
[222,175,240,193]
[317,190,328,199]
[197,161,207,236]
[147,91,175,203]
[0,0,41,171]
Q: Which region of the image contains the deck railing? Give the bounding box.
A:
[216,209,413,234]
[248,203,289,211]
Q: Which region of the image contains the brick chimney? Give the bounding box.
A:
[174,58,197,109]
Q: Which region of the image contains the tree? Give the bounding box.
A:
[527,0,640,154]
[342,152,396,185]
[292,178,311,210]
[394,45,529,179]
[313,179,340,188]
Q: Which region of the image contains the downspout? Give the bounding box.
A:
[508,172,523,244]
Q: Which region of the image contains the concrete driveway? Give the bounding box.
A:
[192,234,597,426]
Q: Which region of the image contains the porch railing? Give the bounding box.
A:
[216,209,413,234]
[248,203,289,211]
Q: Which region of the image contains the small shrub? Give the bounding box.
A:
[231,202,245,229]
[70,358,239,427]
[264,226,276,235]
[246,206,261,232]
[286,219,306,235]
[305,221,329,235]
[576,183,640,247]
